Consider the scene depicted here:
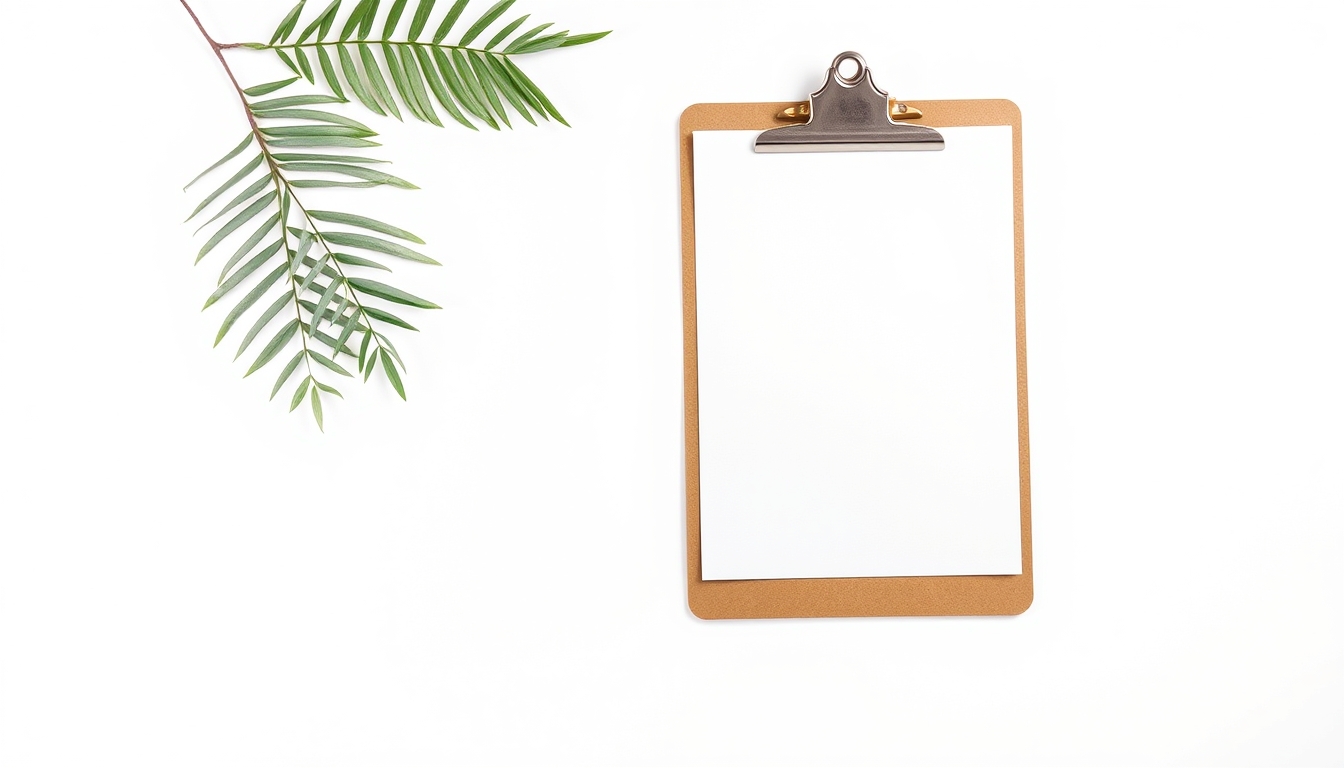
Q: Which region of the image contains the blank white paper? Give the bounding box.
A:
[693,127,1022,581]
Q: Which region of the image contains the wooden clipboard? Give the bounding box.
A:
[680,96,1032,620]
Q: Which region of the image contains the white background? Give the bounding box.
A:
[0,1,1341,766]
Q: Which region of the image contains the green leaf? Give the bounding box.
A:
[466,52,509,127]
[312,328,359,357]
[334,309,361,353]
[291,376,312,411]
[359,43,402,120]
[290,179,383,188]
[408,0,436,39]
[295,47,315,83]
[253,108,373,131]
[399,46,443,126]
[184,134,254,191]
[558,31,611,47]
[298,252,342,283]
[235,291,291,359]
[267,137,382,148]
[193,175,271,235]
[244,77,301,97]
[309,349,354,377]
[215,265,288,347]
[502,57,567,125]
[376,332,407,371]
[310,278,343,330]
[478,52,534,125]
[380,349,407,399]
[348,277,439,308]
[262,124,376,138]
[186,153,263,221]
[340,0,373,40]
[451,49,498,129]
[205,239,285,308]
[432,0,470,43]
[220,220,281,284]
[333,251,392,271]
[358,331,372,372]
[271,350,306,399]
[358,0,381,38]
[280,162,416,188]
[296,247,324,292]
[501,22,550,52]
[316,45,346,100]
[337,43,386,115]
[434,47,492,127]
[323,231,438,264]
[272,152,388,163]
[315,381,343,398]
[197,191,279,265]
[271,0,307,45]
[297,0,341,43]
[364,305,418,331]
[276,48,301,76]
[311,387,324,430]
[307,210,424,242]
[511,31,569,54]
[485,14,528,49]
[459,0,514,46]
[383,43,428,122]
[247,319,301,377]
[382,0,408,37]
[251,94,347,110]
[413,46,475,130]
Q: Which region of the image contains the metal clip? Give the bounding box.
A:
[755,52,944,153]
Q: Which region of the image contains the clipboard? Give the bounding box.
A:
[680,53,1032,619]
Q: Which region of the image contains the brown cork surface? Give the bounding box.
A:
[680,100,1032,619]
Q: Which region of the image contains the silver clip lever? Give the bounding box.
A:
[755,52,944,153]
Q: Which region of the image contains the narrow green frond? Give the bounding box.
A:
[333,251,392,272]
[323,231,438,264]
[297,0,342,43]
[267,137,382,148]
[380,349,407,399]
[377,333,407,370]
[502,57,567,125]
[235,292,292,359]
[340,0,374,40]
[358,331,372,372]
[338,43,386,115]
[271,152,388,163]
[309,349,354,377]
[432,0,470,43]
[357,0,382,39]
[271,0,307,45]
[478,52,535,125]
[194,175,271,235]
[399,46,443,126]
[271,350,306,399]
[466,53,509,127]
[186,154,264,221]
[415,46,476,130]
[364,305,418,331]
[382,0,409,37]
[459,0,515,46]
[246,319,301,377]
[485,14,528,49]
[280,161,416,188]
[315,381,344,398]
[316,45,346,100]
[197,191,279,264]
[451,50,498,129]
[251,94,347,110]
[276,48,301,76]
[291,180,384,188]
[434,47,493,128]
[348,277,439,308]
[310,387,324,430]
[510,31,569,54]
[559,31,611,47]
[205,239,285,308]
[501,22,551,53]
[408,0,436,39]
[290,376,312,411]
[215,265,288,346]
[295,47,316,83]
[262,124,377,138]
[184,134,253,191]
[307,210,423,242]
[310,279,343,330]
[244,77,301,97]
[254,108,374,132]
[359,43,402,120]
[383,43,428,122]
[220,222,281,285]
